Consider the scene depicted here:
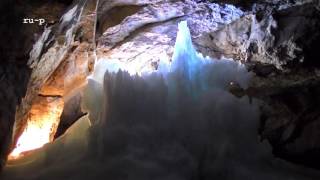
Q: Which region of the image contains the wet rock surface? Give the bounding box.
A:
[1,0,320,171]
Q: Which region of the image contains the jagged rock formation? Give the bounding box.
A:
[0,0,320,172]
[10,1,91,164]
[198,1,320,69]
[0,0,73,170]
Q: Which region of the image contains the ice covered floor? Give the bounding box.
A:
[2,21,320,180]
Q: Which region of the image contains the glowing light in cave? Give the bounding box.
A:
[9,99,64,160]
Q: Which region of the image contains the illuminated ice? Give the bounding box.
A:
[3,21,320,180]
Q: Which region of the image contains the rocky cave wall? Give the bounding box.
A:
[1,0,320,171]
[0,0,74,169]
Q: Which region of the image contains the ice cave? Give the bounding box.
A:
[1,0,320,179]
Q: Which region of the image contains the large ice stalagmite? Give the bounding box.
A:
[2,21,320,180]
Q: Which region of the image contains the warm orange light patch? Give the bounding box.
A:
[9,97,64,160]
